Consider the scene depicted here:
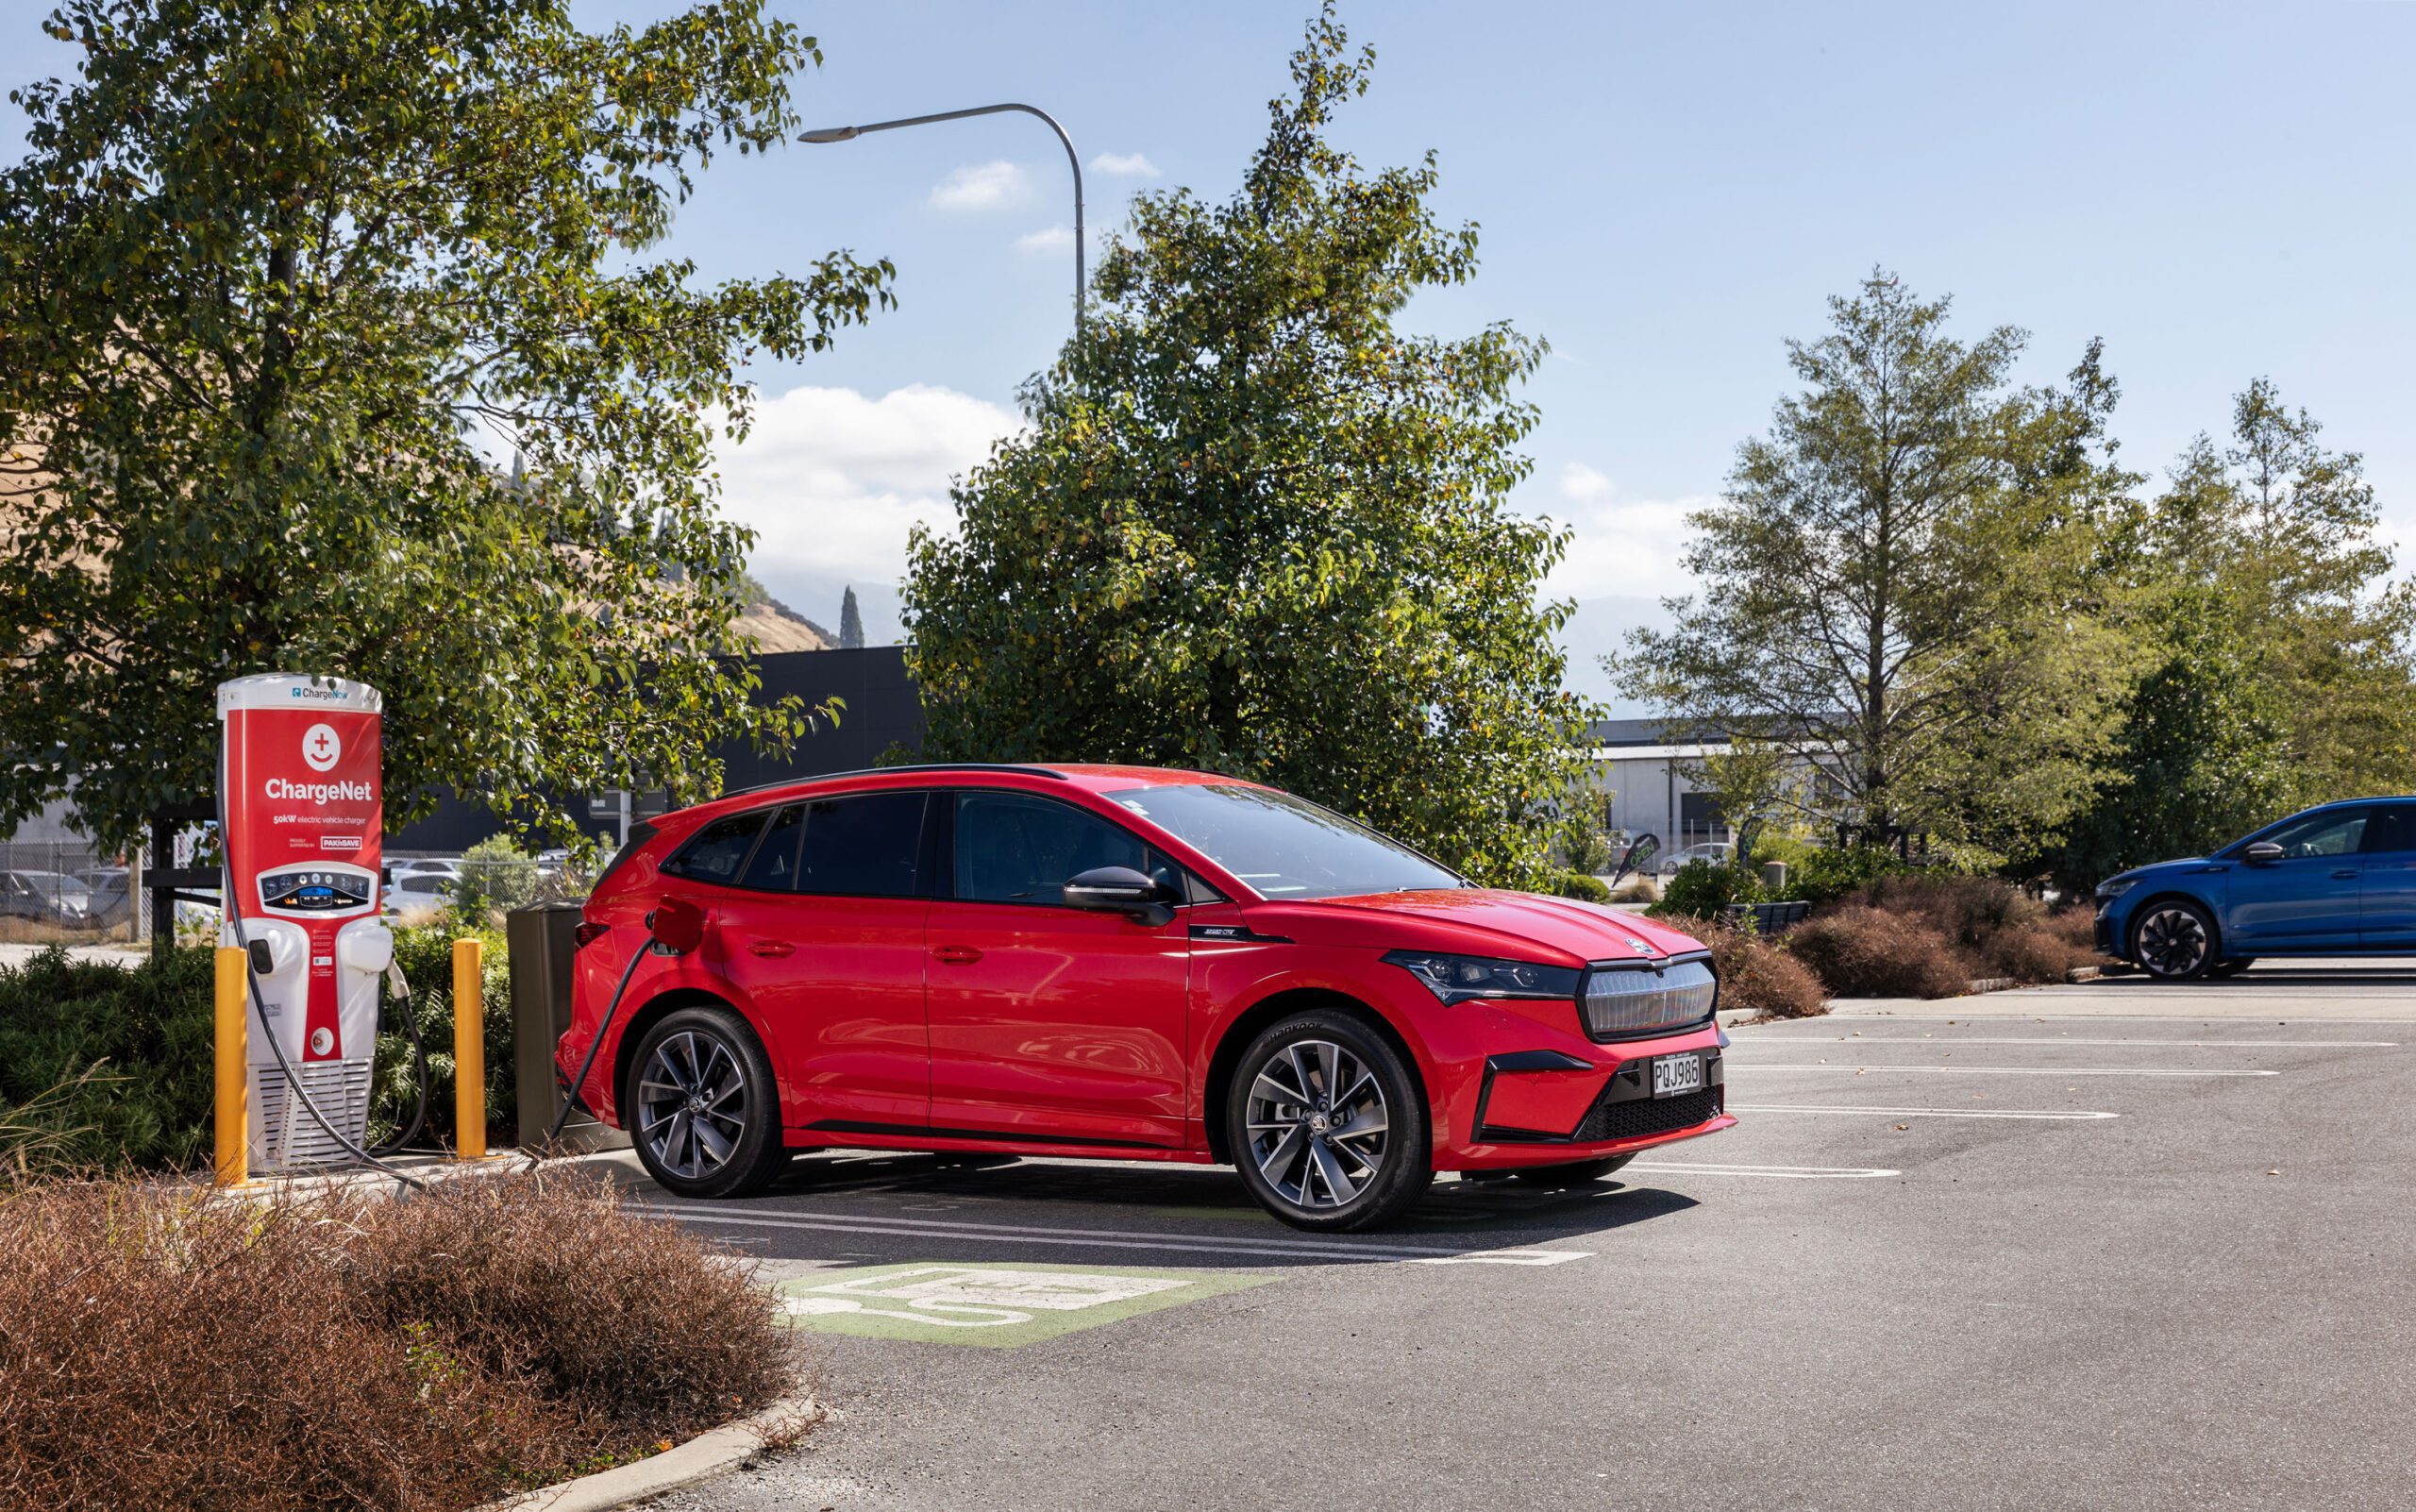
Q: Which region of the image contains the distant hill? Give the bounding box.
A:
[731,596,837,652]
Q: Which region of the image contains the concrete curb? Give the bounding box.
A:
[476,1391,818,1512]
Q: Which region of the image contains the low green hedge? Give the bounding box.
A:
[0,918,514,1178]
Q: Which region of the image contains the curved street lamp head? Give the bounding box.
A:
[798,126,861,143]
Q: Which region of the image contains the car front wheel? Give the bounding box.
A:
[1227,1011,1432,1232]
[627,1006,788,1199]
[2134,900,2218,982]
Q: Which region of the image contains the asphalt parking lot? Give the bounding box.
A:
[644,962,2416,1512]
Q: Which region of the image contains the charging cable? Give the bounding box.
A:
[366,959,428,1158]
[218,748,428,1192]
[524,944,648,1171]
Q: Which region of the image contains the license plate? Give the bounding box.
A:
[1652,1052,1703,1098]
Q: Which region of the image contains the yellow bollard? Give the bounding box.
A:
[453,937,486,1159]
[214,947,248,1187]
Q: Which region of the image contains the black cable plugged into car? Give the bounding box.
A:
[525,896,706,1170]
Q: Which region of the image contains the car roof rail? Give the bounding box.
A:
[720,763,1071,799]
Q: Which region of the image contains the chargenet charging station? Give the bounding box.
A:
[217,673,405,1172]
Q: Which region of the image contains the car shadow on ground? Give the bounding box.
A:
[623,1150,1703,1261]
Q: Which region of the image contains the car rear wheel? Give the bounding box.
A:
[1504,1153,1637,1187]
[2134,900,2218,981]
[1227,1011,1431,1232]
[627,1006,788,1199]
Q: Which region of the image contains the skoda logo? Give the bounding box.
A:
[302,723,342,772]
[1626,937,1651,953]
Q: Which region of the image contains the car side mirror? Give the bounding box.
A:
[1064,865,1176,926]
[2242,841,2285,865]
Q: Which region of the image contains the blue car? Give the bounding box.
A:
[2094,798,2416,979]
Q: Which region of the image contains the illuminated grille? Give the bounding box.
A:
[1579,956,1718,1040]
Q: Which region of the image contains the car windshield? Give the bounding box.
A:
[1102,783,1463,900]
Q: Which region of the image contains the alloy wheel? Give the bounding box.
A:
[1244,1038,1390,1211]
[636,1029,750,1183]
[2137,904,2210,978]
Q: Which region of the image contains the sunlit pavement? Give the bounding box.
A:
[639,962,2416,1512]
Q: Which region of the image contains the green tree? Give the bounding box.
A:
[2054,379,2416,884]
[1612,273,2138,867]
[0,0,890,851]
[838,585,865,649]
[903,7,1592,883]
[2049,588,2295,886]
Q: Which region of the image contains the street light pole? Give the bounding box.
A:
[801,103,1085,335]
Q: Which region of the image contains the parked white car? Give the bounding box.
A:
[382,870,461,923]
[1655,842,1737,877]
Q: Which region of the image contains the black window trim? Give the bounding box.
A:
[663,792,941,900]
[940,786,1202,913]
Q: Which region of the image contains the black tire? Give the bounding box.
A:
[2133,899,2219,981]
[1505,1153,1637,1187]
[1226,1010,1432,1233]
[626,1006,788,1199]
[2208,957,2257,979]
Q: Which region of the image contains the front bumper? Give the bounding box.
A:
[1448,1036,1731,1170]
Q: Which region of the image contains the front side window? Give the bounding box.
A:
[795,792,927,898]
[2246,807,2369,859]
[662,810,769,884]
[1102,783,1462,900]
[955,792,1162,906]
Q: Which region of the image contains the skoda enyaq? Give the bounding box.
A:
[2096,797,2416,981]
[558,764,1731,1230]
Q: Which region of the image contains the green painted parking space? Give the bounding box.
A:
[770,1260,1272,1349]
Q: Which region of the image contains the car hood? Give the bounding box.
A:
[2102,855,2216,891]
[1296,888,1706,966]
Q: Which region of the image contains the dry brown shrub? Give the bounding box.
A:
[1858,872,2042,952]
[1789,904,1972,998]
[0,1171,792,1512]
[1661,914,1829,1019]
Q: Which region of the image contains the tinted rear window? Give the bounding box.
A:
[662,810,770,884]
[796,792,927,898]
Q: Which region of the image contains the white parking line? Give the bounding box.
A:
[1626,1161,1900,1179]
[1730,1064,2280,1078]
[1728,1102,2120,1121]
[646,1205,1596,1267]
[1729,1035,2398,1049]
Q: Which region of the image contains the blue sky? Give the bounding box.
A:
[9,3,2413,700]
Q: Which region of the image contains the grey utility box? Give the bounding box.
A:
[508,901,629,1154]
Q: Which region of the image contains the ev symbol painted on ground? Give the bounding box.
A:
[771,1262,1271,1348]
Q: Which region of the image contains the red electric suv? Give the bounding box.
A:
[558,764,1732,1231]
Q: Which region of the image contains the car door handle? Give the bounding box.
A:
[748,940,795,958]
[2333,868,2359,881]
[931,945,984,965]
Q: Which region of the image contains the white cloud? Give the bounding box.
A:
[1528,464,1712,599]
[715,384,1022,603]
[1558,462,1615,502]
[1015,225,1075,255]
[929,160,1029,211]
[1090,151,1159,177]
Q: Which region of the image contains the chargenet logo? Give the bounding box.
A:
[264,777,372,806]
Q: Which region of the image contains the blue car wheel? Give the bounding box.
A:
[2134,899,2217,981]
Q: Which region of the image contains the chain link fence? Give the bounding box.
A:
[0,839,140,945]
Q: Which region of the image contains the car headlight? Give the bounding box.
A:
[2095,878,2139,899]
[1382,950,1581,1004]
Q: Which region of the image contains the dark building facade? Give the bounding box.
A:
[389,647,925,853]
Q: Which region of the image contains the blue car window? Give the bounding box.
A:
[2257,808,2368,858]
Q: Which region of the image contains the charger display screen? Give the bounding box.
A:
[260,869,372,912]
